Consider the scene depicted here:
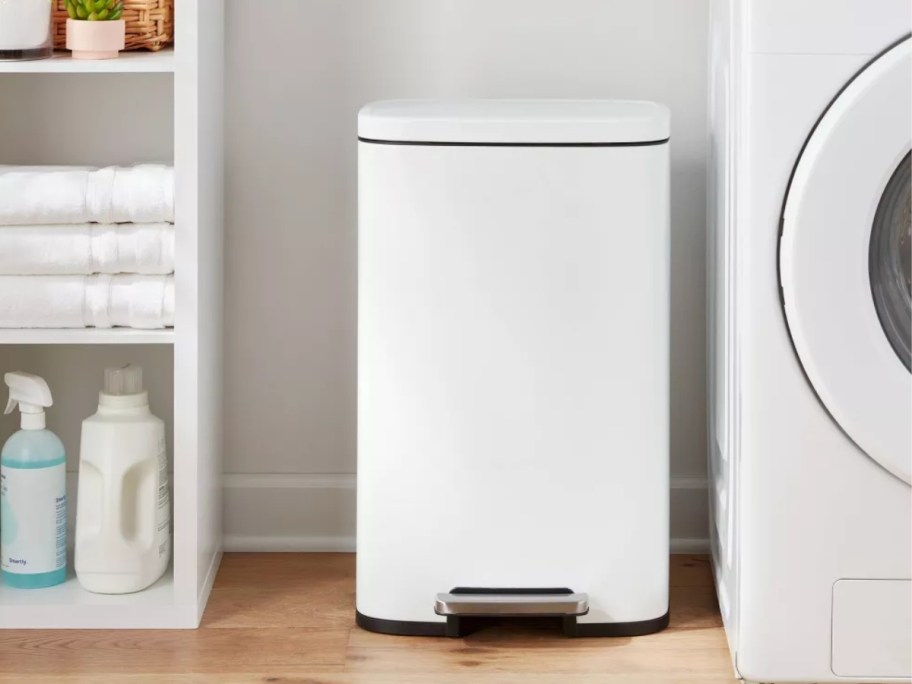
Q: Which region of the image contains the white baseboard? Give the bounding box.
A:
[223,535,711,554]
[670,538,711,553]
[223,473,710,553]
[224,535,356,552]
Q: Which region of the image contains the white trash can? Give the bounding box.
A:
[357,100,670,637]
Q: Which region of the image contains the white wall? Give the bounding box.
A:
[223,0,710,551]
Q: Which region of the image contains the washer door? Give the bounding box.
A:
[780,37,912,485]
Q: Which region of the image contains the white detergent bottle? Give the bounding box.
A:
[75,364,171,594]
[0,372,66,589]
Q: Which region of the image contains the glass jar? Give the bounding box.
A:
[0,0,53,61]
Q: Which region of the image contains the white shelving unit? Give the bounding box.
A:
[0,1,224,629]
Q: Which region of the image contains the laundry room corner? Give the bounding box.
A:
[220,0,712,555]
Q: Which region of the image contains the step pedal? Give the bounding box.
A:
[435,589,589,617]
[434,587,589,638]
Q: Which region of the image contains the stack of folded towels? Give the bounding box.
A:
[0,165,175,329]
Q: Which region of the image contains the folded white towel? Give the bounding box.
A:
[0,275,174,329]
[0,223,175,275]
[0,165,174,225]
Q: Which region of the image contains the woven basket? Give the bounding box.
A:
[53,0,174,52]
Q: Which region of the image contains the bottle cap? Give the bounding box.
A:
[104,364,144,397]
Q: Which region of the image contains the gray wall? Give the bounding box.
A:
[223,0,710,550]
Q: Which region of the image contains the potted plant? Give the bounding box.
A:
[64,0,124,60]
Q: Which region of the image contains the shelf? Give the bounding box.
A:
[0,3,223,630]
[0,569,195,629]
[0,329,174,345]
[0,49,174,74]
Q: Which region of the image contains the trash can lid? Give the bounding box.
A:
[358,99,669,145]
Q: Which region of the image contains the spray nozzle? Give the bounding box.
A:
[4,372,53,430]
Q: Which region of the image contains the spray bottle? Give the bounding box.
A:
[0,372,67,588]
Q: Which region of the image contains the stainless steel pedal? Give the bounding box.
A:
[435,590,589,617]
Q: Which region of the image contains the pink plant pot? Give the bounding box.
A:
[66,18,125,60]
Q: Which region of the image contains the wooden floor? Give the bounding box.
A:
[0,554,737,683]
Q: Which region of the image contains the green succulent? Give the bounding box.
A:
[65,0,124,21]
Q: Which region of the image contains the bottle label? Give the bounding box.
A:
[156,439,171,560]
[0,463,67,575]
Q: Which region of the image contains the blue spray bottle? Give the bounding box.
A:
[0,372,66,588]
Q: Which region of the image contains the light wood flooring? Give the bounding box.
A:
[0,553,738,683]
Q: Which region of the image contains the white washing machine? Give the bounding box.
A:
[709,1,912,682]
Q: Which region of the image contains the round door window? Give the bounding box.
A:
[870,152,911,371]
[779,37,911,485]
